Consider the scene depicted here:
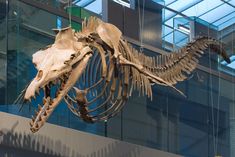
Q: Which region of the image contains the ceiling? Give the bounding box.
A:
[154,0,235,31]
[73,0,102,14]
[73,0,235,31]
[72,0,131,14]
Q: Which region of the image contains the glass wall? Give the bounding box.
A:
[0,0,7,104]
[107,48,234,157]
[0,0,234,157]
[0,0,105,136]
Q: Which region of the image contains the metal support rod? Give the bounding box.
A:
[5,0,9,108]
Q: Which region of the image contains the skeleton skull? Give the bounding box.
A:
[24,27,92,132]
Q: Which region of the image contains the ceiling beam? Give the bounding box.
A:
[221,0,235,8]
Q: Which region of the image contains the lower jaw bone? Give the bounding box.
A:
[29,54,92,133]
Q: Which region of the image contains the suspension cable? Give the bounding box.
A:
[137,0,145,52]
[208,22,216,156]
[69,0,72,27]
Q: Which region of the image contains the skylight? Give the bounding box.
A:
[73,0,131,15]
[154,0,235,31]
[73,0,102,15]
[153,0,235,51]
[220,55,235,76]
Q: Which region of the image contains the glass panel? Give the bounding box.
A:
[163,0,203,22]
[167,0,202,13]
[165,14,181,27]
[3,0,105,136]
[200,4,234,23]
[174,31,189,48]
[152,0,176,6]
[162,24,173,37]
[219,25,235,75]
[164,32,174,44]
[218,18,235,30]
[74,0,95,7]
[0,0,7,105]
[226,0,235,5]
[164,9,175,21]
[182,0,223,17]
[75,0,103,14]
[84,0,102,15]
[213,12,235,26]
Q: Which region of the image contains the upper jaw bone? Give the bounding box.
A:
[29,48,93,132]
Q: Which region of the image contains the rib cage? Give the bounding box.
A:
[64,43,130,122]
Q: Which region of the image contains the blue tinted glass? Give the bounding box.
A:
[57,16,62,29]
[174,30,189,46]
[200,4,234,23]
[157,0,235,31]
[84,0,102,14]
[75,0,94,7]
[165,0,202,21]
[165,14,182,27]
[227,61,235,69]
[226,0,235,5]
[163,25,173,37]
[213,11,235,25]
[164,32,174,43]
[221,55,235,70]
[182,0,223,17]
[218,17,235,30]
[74,0,102,15]
[152,0,176,6]
[167,0,202,11]
[164,9,175,20]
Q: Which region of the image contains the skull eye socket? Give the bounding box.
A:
[70,54,76,59]
[36,70,43,81]
[64,61,69,64]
